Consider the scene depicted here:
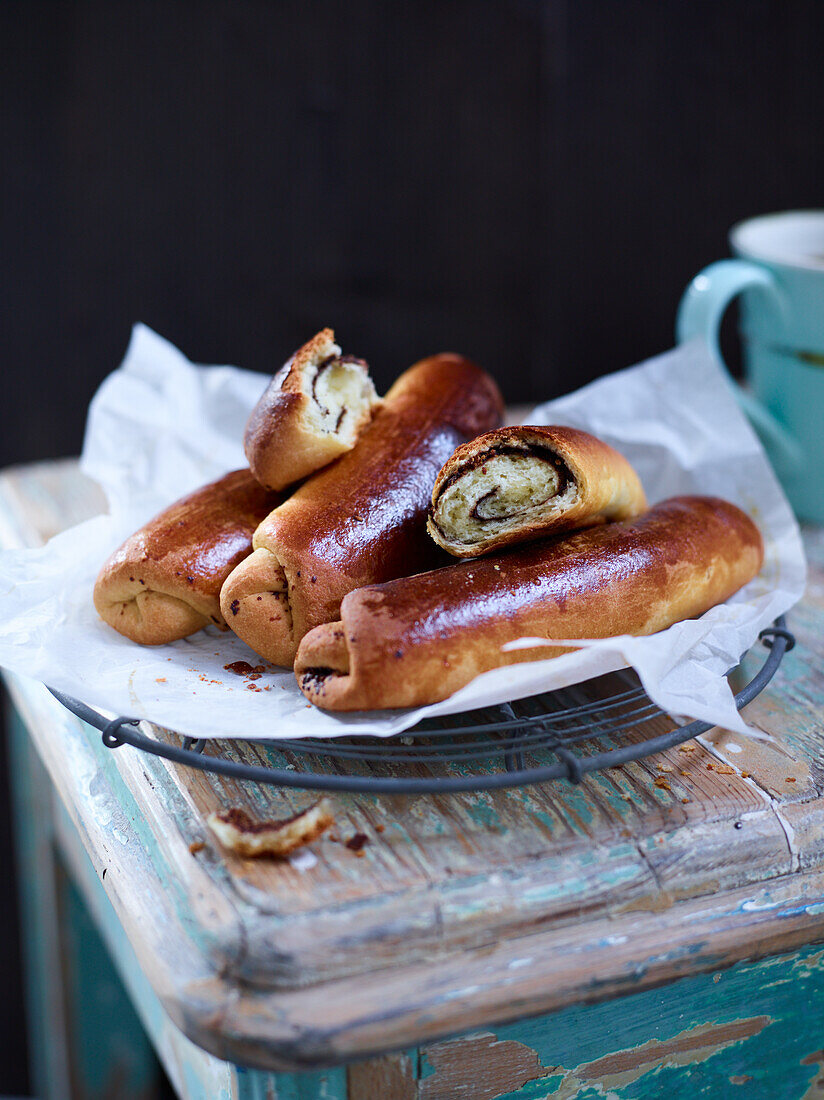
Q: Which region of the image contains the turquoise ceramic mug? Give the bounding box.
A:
[677,210,824,523]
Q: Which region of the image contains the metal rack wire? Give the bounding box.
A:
[50,619,794,794]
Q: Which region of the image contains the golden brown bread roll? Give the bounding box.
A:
[221,353,504,666]
[427,425,647,557]
[295,496,764,711]
[94,470,279,645]
[244,328,381,490]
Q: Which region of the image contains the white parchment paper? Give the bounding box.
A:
[0,325,806,738]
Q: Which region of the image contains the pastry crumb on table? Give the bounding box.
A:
[206,799,334,858]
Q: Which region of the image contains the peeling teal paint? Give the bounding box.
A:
[236,1063,347,1099]
[476,943,824,1098]
[9,710,161,1099]
[183,1061,231,1100]
[417,1046,435,1079]
[61,870,160,1097]
[466,799,507,831]
[493,1081,583,1100]
[525,806,561,832]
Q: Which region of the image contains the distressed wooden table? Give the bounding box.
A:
[3,458,824,1100]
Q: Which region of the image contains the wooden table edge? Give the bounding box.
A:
[6,669,824,1071]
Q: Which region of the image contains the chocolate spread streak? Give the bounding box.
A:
[469,488,498,518]
[311,354,368,417]
[299,668,336,693]
[432,444,573,529]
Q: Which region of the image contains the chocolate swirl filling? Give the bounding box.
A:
[430,444,573,539]
[311,354,369,426]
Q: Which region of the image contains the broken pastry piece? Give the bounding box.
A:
[244,328,381,491]
[427,425,647,557]
[206,799,334,858]
[221,352,504,666]
[296,497,764,711]
[93,470,279,645]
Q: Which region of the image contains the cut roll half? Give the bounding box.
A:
[244,328,381,491]
[427,425,647,557]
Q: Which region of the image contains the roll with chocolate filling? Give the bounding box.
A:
[244,328,382,491]
[93,470,280,645]
[427,425,647,557]
[295,496,764,711]
[221,353,504,666]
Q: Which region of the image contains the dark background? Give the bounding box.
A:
[2,1,823,1093]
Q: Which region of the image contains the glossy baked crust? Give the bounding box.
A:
[221,353,504,666]
[295,496,764,711]
[243,328,381,491]
[427,425,647,557]
[93,470,279,645]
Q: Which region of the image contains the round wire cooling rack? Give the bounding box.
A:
[49,619,795,794]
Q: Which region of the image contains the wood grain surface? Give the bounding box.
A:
[1,459,823,1073]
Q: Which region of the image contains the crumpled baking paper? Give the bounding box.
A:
[0,325,806,739]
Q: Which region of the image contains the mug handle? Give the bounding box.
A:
[676,260,801,475]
